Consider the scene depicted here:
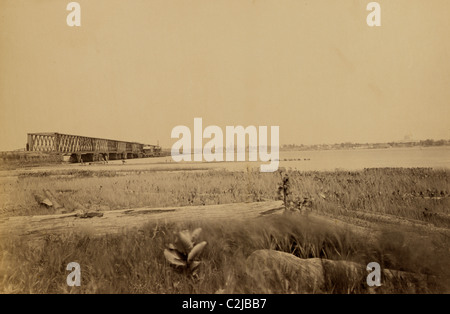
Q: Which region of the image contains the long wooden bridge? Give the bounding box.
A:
[27,132,161,163]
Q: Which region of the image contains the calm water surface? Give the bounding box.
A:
[9,146,447,174]
[156,146,450,172]
[277,147,450,171]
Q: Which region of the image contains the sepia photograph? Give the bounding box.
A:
[0,0,449,298]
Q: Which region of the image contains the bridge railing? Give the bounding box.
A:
[27,133,148,154]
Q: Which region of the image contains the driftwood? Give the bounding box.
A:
[43,189,64,211]
[2,199,445,251]
[0,201,285,242]
[33,193,53,208]
[245,249,435,293]
[0,199,385,244]
[75,212,104,219]
[0,199,403,246]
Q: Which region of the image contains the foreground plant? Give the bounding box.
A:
[164,228,207,274]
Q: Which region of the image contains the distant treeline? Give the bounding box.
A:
[281,139,450,151]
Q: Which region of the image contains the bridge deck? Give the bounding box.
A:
[27,132,160,162]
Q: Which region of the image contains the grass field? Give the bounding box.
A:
[1,168,448,224]
[0,167,449,293]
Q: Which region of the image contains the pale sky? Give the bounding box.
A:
[1,0,449,151]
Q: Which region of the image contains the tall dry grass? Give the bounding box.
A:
[0,168,449,293]
[1,168,448,227]
[1,214,448,294]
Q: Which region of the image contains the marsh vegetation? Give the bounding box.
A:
[0,167,449,293]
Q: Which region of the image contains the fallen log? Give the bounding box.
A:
[245,249,435,293]
[43,189,64,211]
[33,193,53,208]
[0,201,285,242]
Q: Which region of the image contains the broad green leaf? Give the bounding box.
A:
[187,241,207,263]
[191,228,202,243]
[164,249,187,268]
[176,230,193,254]
[189,261,201,271]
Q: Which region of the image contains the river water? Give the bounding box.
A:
[276,146,450,171]
[4,146,448,174]
[140,146,450,172]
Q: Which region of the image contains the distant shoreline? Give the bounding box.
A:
[280,141,450,152]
